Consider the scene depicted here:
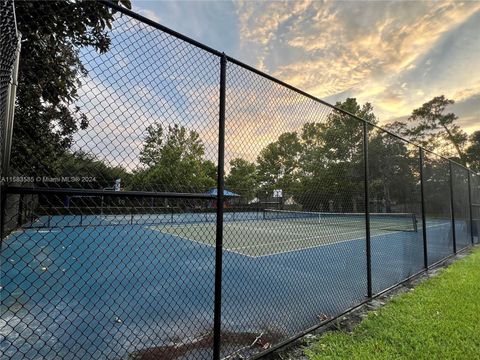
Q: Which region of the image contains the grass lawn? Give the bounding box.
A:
[306,246,480,360]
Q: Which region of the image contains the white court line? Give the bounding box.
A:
[151,227,257,259]
[227,223,363,238]
[251,235,375,259]
[36,229,61,233]
[424,222,451,228]
[232,227,369,250]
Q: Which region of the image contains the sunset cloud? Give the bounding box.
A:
[229,0,480,128]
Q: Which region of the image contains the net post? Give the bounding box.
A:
[213,53,226,360]
[363,121,372,298]
[419,148,428,268]
[468,170,474,245]
[449,161,457,254]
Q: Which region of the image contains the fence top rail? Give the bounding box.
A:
[98,0,473,175]
[5,186,216,200]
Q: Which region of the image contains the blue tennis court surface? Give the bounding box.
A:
[0,212,459,358]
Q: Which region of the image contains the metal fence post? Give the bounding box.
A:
[449,161,457,254]
[213,53,227,360]
[419,148,428,268]
[363,121,372,298]
[2,36,21,179]
[0,34,21,239]
[468,170,474,245]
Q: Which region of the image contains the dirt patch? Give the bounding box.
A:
[127,329,285,360]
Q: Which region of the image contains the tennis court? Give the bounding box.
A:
[25,209,419,257]
[155,210,418,257]
[0,208,462,359]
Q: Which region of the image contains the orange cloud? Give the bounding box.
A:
[234,0,480,125]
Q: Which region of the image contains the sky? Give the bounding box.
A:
[132,0,480,133]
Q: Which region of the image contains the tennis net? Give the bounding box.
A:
[263,209,418,232]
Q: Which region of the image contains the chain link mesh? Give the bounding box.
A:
[1,2,477,360]
[470,172,480,244]
[423,152,455,265]
[222,63,367,358]
[451,163,471,250]
[368,126,423,293]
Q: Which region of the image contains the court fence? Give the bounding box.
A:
[0,1,479,359]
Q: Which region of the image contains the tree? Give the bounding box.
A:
[134,123,216,192]
[12,0,131,177]
[397,96,468,162]
[255,98,378,211]
[321,98,374,161]
[139,122,163,168]
[256,132,302,196]
[225,158,257,201]
[466,131,480,172]
[296,98,376,211]
[368,130,418,213]
[53,151,129,189]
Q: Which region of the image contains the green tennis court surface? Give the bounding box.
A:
[154,217,413,257]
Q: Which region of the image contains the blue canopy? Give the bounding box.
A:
[206,188,240,197]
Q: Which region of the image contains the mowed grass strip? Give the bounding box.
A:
[307,246,480,360]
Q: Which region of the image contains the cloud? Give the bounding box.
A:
[381,91,480,136]
[136,9,161,23]
[358,8,480,124]
[233,0,480,128]
[453,82,480,102]
[234,0,315,69]
[451,94,480,134]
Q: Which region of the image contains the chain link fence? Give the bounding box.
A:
[1,1,479,359]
